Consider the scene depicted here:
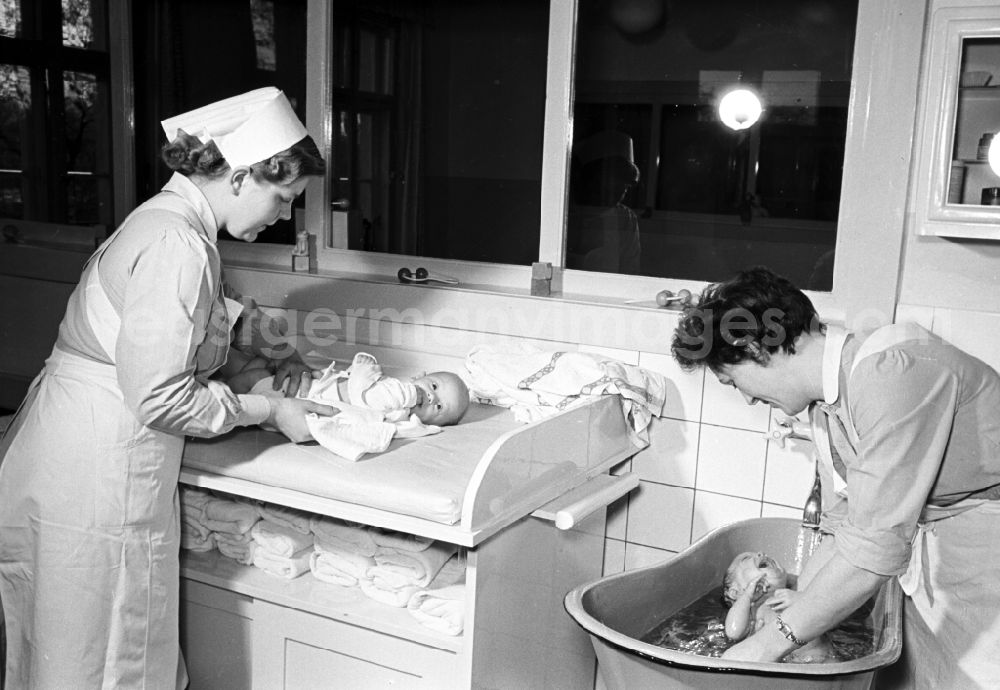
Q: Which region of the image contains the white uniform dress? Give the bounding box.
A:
[0,173,271,689]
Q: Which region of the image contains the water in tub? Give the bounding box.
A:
[639,529,874,663]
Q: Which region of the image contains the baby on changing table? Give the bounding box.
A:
[227,351,470,428]
[723,551,836,663]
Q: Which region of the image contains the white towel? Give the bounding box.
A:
[253,546,313,579]
[256,502,312,534]
[367,541,458,591]
[370,528,434,553]
[464,344,667,446]
[359,579,421,608]
[309,547,375,587]
[310,517,378,557]
[304,408,396,461]
[407,555,466,635]
[180,525,215,553]
[202,497,260,535]
[216,537,256,565]
[251,519,314,558]
[180,486,214,513]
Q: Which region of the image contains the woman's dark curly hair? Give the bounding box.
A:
[671,267,823,372]
[161,130,325,183]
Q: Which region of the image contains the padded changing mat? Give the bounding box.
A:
[183,403,515,525]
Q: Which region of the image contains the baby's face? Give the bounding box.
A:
[727,552,788,601]
[412,372,469,425]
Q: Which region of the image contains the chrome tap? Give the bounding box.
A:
[802,466,822,530]
[763,416,812,448]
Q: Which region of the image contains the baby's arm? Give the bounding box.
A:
[725,578,766,641]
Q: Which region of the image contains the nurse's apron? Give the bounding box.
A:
[0,194,241,690]
[813,323,1000,689]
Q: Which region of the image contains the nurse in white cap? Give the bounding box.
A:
[0,88,335,689]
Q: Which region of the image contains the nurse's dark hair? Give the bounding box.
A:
[161,131,325,183]
[671,266,823,372]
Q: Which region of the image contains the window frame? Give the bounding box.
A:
[215,0,925,329]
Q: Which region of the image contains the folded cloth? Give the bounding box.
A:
[257,502,312,534]
[251,519,314,558]
[304,407,396,461]
[202,497,260,534]
[359,579,421,608]
[310,516,378,557]
[217,538,256,565]
[368,541,458,591]
[180,525,215,553]
[180,486,214,513]
[407,553,466,634]
[370,528,433,553]
[407,585,466,635]
[465,344,668,446]
[309,547,375,587]
[213,530,253,547]
[253,546,313,579]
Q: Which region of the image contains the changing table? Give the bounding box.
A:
[178,395,640,689]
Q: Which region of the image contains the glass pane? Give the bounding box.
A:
[63,70,112,225]
[950,37,1000,206]
[569,0,857,289]
[329,0,548,264]
[62,0,101,49]
[251,0,277,71]
[1,0,22,38]
[0,64,31,219]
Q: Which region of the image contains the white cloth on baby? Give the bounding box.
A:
[252,546,312,579]
[250,519,313,558]
[407,555,467,635]
[309,546,375,587]
[464,343,667,446]
[310,516,379,557]
[201,497,260,534]
[256,502,312,534]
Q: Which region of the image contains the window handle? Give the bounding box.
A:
[331,198,351,209]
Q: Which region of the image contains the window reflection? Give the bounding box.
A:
[63,70,110,224]
[1,1,21,39]
[569,0,857,290]
[0,63,30,218]
[63,0,103,50]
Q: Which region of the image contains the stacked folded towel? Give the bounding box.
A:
[180,487,216,552]
[407,554,467,635]
[257,503,312,535]
[309,517,377,586]
[360,534,458,607]
[249,518,314,579]
[203,496,260,565]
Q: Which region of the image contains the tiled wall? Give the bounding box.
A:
[579,344,816,577]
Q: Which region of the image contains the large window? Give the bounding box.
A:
[0,0,114,227]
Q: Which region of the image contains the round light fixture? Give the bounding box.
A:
[718,89,763,131]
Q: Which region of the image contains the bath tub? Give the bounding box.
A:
[565,517,902,689]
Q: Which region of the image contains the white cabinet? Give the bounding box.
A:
[912,2,1000,238]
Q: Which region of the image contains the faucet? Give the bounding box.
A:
[763,416,811,448]
[802,465,822,529]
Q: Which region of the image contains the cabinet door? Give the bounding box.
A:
[180,579,254,690]
[252,600,462,690]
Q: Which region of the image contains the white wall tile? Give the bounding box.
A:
[761,502,801,520]
[605,493,629,541]
[631,418,698,488]
[578,344,640,366]
[602,538,626,576]
[626,482,694,552]
[696,425,767,500]
[691,491,761,542]
[763,437,816,508]
[638,351,704,423]
[701,374,771,431]
[623,542,675,571]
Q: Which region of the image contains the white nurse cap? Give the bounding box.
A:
[160,87,309,167]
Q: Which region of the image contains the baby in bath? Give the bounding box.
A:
[723,551,836,663]
[228,351,470,427]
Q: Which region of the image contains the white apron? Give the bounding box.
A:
[0,195,240,690]
[813,324,1000,689]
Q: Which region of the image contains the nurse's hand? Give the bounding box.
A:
[272,358,320,397]
[268,398,338,443]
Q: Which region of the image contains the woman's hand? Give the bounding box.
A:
[272,357,321,397]
[766,588,797,611]
[268,397,337,443]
